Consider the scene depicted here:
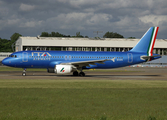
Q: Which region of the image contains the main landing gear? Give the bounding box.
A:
[79,72,85,76]
[73,71,85,76]
[73,71,79,76]
[22,68,26,76]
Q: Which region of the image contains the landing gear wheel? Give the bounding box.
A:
[22,72,26,76]
[73,71,79,76]
[22,68,27,76]
[79,72,85,76]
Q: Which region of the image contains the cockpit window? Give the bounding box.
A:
[9,55,17,58]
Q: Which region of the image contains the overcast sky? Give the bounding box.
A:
[0,0,167,39]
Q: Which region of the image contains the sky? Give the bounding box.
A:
[0,0,167,39]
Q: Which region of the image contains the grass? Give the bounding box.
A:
[0,79,167,120]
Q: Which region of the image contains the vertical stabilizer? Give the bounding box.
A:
[130,27,159,56]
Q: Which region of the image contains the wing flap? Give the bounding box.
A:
[61,59,106,65]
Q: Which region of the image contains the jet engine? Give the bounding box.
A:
[48,65,73,74]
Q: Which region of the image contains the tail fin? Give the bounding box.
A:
[130,27,159,56]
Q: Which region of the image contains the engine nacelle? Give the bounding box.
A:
[54,65,73,74]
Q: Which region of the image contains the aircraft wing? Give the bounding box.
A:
[60,58,116,67]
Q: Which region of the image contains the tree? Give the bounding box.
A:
[0,39,12,52]
[40,32,70,37]
[0,32,22,52]
[51,32,56,37]
[76,32,84,38]
[10,33,22,42]
[10,33,22,52]
[40,32,49,37]
[54,32,64,37]
[71,32,84,38]
[103,32,124,38]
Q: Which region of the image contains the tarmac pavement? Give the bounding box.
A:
[0,67,167,80]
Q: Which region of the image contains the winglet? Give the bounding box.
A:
[130,27,159,56]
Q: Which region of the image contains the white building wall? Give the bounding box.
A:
[0,52,12,61]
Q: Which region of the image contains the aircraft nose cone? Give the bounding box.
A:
[2,58,8,66]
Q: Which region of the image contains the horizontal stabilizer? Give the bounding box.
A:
[141,55,161,60]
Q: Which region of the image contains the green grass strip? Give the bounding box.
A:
[0,79,167,120]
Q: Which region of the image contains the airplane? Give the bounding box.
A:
[2,27,161,76]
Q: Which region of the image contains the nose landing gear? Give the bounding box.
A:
[22,68,26,76]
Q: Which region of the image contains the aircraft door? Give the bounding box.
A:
[22,52,28,62]
[127,53,133,63]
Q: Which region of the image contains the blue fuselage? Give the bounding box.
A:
[2,50,160,69]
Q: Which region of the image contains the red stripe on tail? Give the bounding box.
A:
[150,27,159,56]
